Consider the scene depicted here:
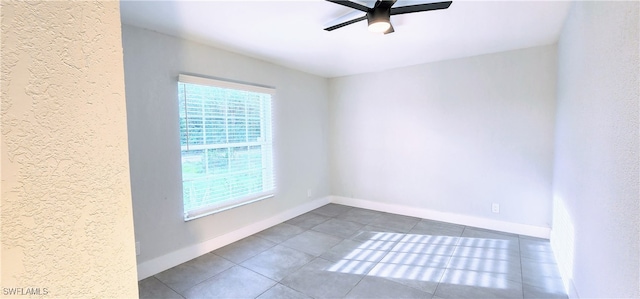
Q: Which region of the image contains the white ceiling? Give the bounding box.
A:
[120,0,571,78]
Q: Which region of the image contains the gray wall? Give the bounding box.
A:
[551,2,639,297]
[122,25,330,264]
[328,45,557,228]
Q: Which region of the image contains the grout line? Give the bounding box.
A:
[211,238,278,264]
[406,218,420,233]
[154,253,238,297]
[151,276,186,299]
[231,263,282,299]
[343,267,367,298]
[344,229,407,298]
[432,225,467,297]
[328,209,368,299]
[518,235,525,299]
[252,283,276,299]
[170,265,228,298]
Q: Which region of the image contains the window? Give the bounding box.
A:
[178,74,275,220]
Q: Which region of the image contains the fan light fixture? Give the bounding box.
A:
[368,20,390,33]
[367,9,391,33]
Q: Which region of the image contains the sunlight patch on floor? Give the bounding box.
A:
[326,231,516,289]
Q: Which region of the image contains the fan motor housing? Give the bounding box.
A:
[366,7,391,27]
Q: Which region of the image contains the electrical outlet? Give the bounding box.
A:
[135,242,141,256]
[491,203,500,213]
[307,189,312,198]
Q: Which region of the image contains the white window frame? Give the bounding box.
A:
[178,74,275,221]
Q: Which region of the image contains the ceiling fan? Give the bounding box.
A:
[324,0,452,34]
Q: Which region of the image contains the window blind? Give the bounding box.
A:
[178,74,275,220]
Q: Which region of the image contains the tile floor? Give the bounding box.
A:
[139,204,568,299]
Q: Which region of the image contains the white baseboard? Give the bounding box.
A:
[329,196,551,239]
[138,195,551,280]
[136,196,331,280]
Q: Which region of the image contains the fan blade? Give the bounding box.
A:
[326,0,370,12]
[324,10,365,28]
[324,15,367,31]
[356,0,378,8]
[393,0,443,6]
[384,24,395,34]
[390,1,452,15]
[377,0,397,10]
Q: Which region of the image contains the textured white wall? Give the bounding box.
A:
[329,45,557,229]
[121,25,330,264]
[1,1,138,297]
[552,2,639,297]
